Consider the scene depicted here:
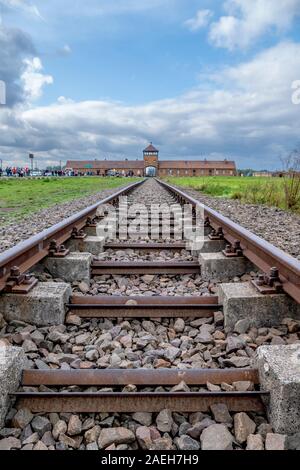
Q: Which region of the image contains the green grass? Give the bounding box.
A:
[0,177,139,223]
[164,176,299,212]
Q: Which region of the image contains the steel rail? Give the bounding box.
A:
[17,369,266,413]
[0,180,143,291]
[69,295,219,305]
[14,391,268,413]
[68,295,221,318]
[91,260,200,275]
[104,242,187,250]
[22,368,259,386]
[158,179,300,303]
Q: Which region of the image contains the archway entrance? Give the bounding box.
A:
[145,166,157,177]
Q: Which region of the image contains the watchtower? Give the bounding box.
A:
[143,143,159,176]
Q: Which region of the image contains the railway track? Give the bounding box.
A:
[0,178,299,451]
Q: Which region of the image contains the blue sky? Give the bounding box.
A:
[1,0,300,169]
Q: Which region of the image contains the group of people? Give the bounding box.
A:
[0,168,68,177]
[0,166,31,177]
[0,167,133,178]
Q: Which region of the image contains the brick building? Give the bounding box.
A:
[66,144,236,177]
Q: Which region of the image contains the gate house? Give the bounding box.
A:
[66,144,236,177]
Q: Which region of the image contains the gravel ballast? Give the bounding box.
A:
[0,182,136,253]
[168,182,300,260]
[1,178,299,259]
[0,178,298,451]
[0,312,299,450]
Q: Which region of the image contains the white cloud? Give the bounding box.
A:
[55,44,72,56]
[61,44,71,55]
[1,41,300,169]
[21,57,53,101]
[184,9,213,32]
[0,0,43,19]
[209,0,300,50]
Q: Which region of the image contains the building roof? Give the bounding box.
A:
[66,160,144,170]
[158,160,236,170]
[143,143,159,153]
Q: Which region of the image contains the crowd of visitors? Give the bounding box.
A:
[0,167,68,177]
[0,167,133,178]
[0,166,31,177]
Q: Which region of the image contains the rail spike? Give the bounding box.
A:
[71,227,87,240]
[4,266,38,294]
[251,267,283,295]
[48,239,70,258]
[209,226,224,241]
[86,215,101,227]
[222,240,244,258]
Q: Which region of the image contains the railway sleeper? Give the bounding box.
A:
[13,392,267,414]
[91,261,200,275]
[219,281,300,330]
[67,295,221,319]
[12,368,267,414]
[68,236,105,256]
[104,242,187,251]
[2,346,300,434]
[199,252,256,281]
[1,279,299,327]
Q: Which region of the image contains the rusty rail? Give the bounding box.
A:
[68,295,221,318]
[0,180,143,292]
[158,179,300,303]
[15,392,267,413]
[91,260,200,275]
[104,242,187,250]
[16,368,267,413]
[22,368,259,386]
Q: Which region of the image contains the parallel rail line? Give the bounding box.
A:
[2,177,297,303]
[158,179,300,304]
[1,178,298,425]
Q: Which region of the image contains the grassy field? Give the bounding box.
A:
[164,176,300,212]
[0,177,139,222]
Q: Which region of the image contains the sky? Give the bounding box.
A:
[1,0,300,170]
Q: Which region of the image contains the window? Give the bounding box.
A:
[193,169,196,176]
[185,170,188,175]
[169,169,173,175]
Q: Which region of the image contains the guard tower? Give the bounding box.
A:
[143,143,159,176]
